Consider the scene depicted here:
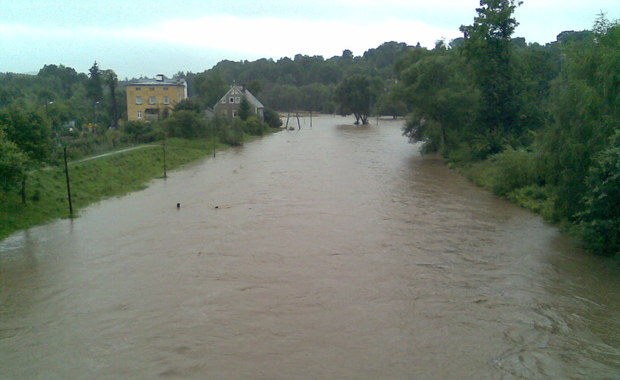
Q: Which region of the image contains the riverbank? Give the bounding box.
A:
[451,149,620,263]
[0,131,278,240]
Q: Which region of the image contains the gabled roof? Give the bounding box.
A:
[216,85,264,109]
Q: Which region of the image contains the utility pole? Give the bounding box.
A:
[63,147,73,216]
[163,133,167,179]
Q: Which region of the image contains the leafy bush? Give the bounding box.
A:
[263,108,282,128]
[242,116,266,136]
[163,110,207,139]
[576,144,620,258]
[220,122,244,146]
[462,149,540,197]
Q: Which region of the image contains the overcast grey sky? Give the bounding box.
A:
[1,0,618,79]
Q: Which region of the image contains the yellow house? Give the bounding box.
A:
[125,74,188,121]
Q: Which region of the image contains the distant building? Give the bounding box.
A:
[214,85,264,121]
[125,74,188,121]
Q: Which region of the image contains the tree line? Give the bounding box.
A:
[399,2,619,261]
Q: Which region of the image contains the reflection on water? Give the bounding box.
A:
[1,115,619,379]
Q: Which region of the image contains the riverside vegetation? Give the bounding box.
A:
[0,107,282,240]
[1,0,618,261]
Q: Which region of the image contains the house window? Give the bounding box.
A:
[149,87,155,91]
[163,96,170,105]
[163,87,168,91]
[235,97,241,103]
[137,111,143,119]
[136,96,143,105]
[135,87,141,91]
[229,97,235,103]
[149,96,156,105]
[221,98,227,104]
[232,111,237,118]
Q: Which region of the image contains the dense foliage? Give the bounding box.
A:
[399,4,620,261]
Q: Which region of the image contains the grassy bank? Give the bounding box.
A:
[0,132,274,240]
[456,149,555,219]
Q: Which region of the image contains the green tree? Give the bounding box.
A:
[401,53,478,154]
[460,0,522,148]
[123,121,155,143]
[335,74,372,124]
[246,79,263,96]
[0,107,52,203]
[237,97,252,121]
[0,127,27,193]
[86,61,103,103]
[577,136,620,258]
[193,71,229,108]
[163,110,207,139]
[174,98,202,113]
[0,107,52,163]
[103,69,119,129]
[263,108,282,128]
[538,17,620,222]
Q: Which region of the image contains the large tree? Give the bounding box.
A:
[86,61,103,103]
[0,127,27,193]
[401,53,478,154]
[103,69,119,129]
[460,0,522,149]
[0,107,52,203]
[335,74,372,124]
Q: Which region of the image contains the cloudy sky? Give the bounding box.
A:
[1,0,618,79]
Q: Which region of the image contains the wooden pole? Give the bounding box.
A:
[163,134,167,179]
[63,147,73,216]
[296,111,301,130]
[310,110,313,128]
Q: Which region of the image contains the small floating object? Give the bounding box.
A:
[214,205,219,209]
[177,203,181,208]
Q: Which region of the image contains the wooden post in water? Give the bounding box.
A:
[296,111,301,130]
[63,147,73,216]
[285,111,291,130]
[310,110,313,128]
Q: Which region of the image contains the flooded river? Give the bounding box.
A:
[1,115,619,379]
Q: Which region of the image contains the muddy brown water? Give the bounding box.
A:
[1,115,619,379]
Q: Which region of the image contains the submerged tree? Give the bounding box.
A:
[335,74,371,124]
